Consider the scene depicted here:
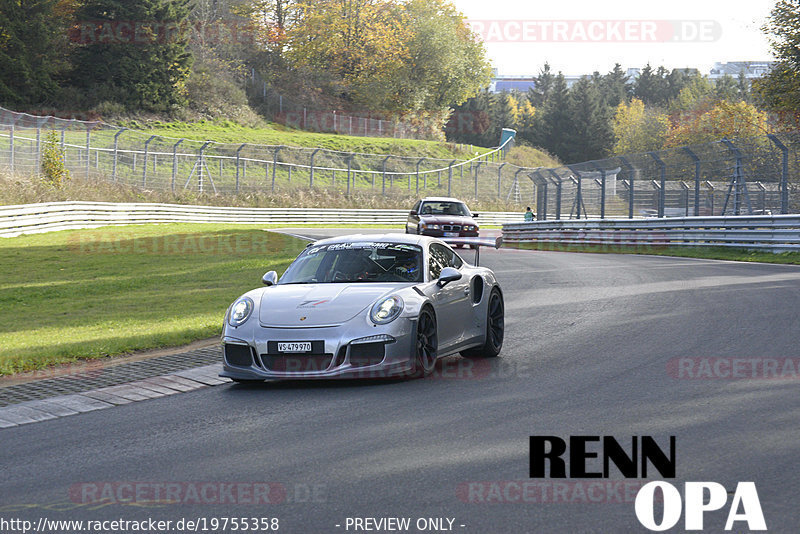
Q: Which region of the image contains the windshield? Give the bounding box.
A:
[419,201,471,217]
[279,242,424,284]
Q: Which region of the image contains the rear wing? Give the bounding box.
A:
[442,236,503,266]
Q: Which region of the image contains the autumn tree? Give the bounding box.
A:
[395,0,491,112]
[666,100,769,147]
[612,98,670,154]
[754,0,800,112]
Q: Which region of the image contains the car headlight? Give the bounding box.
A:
[370,296,404,324]
[431,224,440,230]
[228,297,254,327]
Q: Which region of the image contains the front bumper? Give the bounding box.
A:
[220,318,416,380]
[419,229,479,238]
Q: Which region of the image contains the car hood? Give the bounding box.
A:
[420,214,476,225]
[258,283,400,327]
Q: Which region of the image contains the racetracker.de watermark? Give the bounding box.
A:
[667,357,800,380]
[68,482,326,505]
[465,20,721,43]
[66,231,288,255]
[456,480,650,504]
[69,20,259,46]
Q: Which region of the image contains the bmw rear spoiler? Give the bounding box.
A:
[442,236,503,266]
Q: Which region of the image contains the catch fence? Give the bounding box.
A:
[2,106,800,216]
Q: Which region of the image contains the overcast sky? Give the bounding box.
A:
[452,0,776,76]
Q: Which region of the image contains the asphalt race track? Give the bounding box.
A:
[1,231,799,533]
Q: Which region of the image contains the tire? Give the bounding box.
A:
[410,307,438,378]
[461,288,504,358]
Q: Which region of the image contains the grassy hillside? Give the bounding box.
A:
[504,145,561,168]
[119,119,487,160]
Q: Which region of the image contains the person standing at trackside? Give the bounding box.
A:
[524,206,534,221]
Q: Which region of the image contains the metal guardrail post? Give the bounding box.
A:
[111,128,126,184]
[171,138,184,192]
[767,134,789,214]
[474,161,483,199]
[497,163,507,198]
[548,170,563,220]
[530,171,547,220]
[142,135,157,187]
[510,168,524,203]
[567,166,586,219]
[35,117,49,174]
[590,162,607,219]
[9,116,19,173]
[681,181,690,216]
[346,155,353,198]
[448,161,456,197]
[682,147,701,216]
[720,138,751,216]
[272,147,282,192]
[309,148,321,187]
[415,158,424,196]
[650,180,662,214]
[619,157,635,219]
[85,123,95,179]
[704,181,715,215]
[184,141,212,193]
[60,123,69,153]
[235,143,246,194]
[381,155,391,195]
[647,152,666,217]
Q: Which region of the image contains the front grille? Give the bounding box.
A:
[224,344,254,367]
[349,342,386,367]
[442,225,461,232]
[260,354,333,372]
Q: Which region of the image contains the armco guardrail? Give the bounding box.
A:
[0,202,524,237]
[502,215,800,251]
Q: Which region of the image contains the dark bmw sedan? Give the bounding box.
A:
[405,197,479,238]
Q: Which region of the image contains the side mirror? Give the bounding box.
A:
[262,271,278,286]
[437,267,462,287]
[472,213,479,218]
[409,210,417,216]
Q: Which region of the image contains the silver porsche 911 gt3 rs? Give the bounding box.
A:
[220,233,504,381]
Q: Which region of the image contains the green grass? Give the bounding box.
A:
[0,171,529,212]
[0,224,307,375]
[507,241,800,264]
[114,119,485,159]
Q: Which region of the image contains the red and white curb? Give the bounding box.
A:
[0,364,230,428]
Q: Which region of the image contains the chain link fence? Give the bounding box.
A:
[0,106,523,203]
[528,133,800,219]
[2,105,799,215]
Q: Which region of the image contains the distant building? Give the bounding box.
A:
[708,61,774,80]
[489,62,775,93]
[490,75,536,93]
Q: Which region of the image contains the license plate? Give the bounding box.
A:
[277,342,312,353]
[444,232,459,237]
